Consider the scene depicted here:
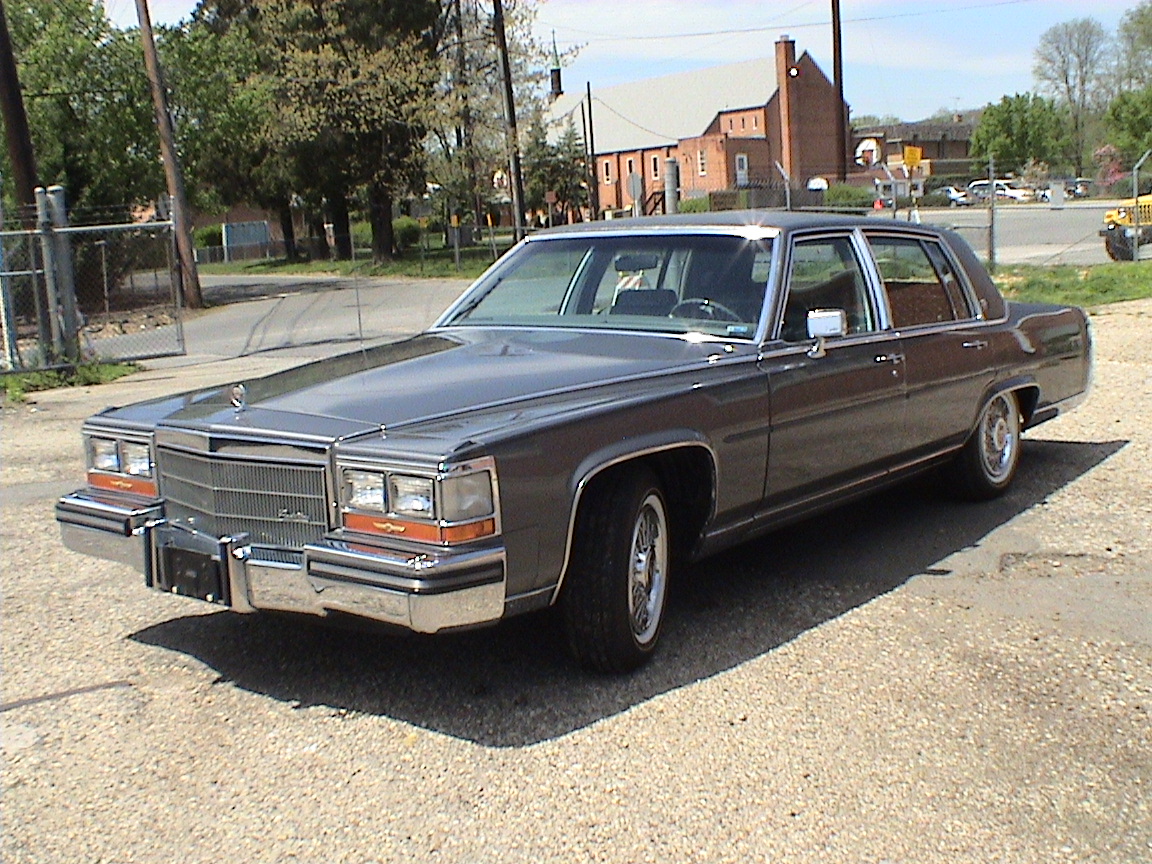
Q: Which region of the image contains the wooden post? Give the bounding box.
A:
[135,0,203,309]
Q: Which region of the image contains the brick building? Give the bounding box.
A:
[547,36,848,216]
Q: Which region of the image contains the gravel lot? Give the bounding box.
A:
[2,298,1149,863]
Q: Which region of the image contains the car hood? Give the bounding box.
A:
[104,328,744,444]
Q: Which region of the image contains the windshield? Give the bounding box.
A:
[442,234,774,339]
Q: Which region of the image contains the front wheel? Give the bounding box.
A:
[560,468,670,673]
[1104,233,1132,261]
[943,392,1022,500]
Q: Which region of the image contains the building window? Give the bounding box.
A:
[728,118,733,130]
[697,150,707,176]
[603,160,612,183]
[753,115,758,130]
[741,116,746,130]
[651,155,660,178]
[626,157,635,176]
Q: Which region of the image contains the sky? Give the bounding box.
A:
[106,0,1139,121]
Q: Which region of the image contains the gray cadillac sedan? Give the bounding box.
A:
[57,212,1092,672]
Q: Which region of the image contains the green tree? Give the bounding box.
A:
[1118,0,1152,89]
[3,0,161,216]
[427,0,566,228]
[522,118,587,222]
[257,0,439,261]
[1033,17,1112,175]
[161,4,311,257]
[1105,85,1152,163]
[971,93,1071,175]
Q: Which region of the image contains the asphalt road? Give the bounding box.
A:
[2,247,1149,862]
[882,199,1121,266]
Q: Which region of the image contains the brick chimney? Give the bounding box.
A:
[775,35,798,179]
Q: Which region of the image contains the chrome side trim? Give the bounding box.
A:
[549,440,717,605]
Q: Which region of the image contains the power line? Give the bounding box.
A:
[542,0,1042,47]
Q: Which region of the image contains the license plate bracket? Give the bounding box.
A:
[155,546,229,605]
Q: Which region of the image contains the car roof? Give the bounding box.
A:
[532,209,914,237]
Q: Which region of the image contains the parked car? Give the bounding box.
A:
[967,179,1034,202]
[942,185,972,207]
[56,213,1093,672]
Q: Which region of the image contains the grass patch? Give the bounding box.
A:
[993,261,1152,308]
[2,362,139,403]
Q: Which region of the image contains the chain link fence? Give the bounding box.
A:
[1,193,185,371]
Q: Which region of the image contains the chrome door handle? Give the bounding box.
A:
[962,340,988,350]
[874,353,904,364]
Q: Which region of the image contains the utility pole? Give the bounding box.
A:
[586,82,599,218]
[135,0,203,308]
[0,0,38,218]
[492,0,526,241]
[831,0,848,182]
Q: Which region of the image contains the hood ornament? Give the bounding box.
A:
[229,383,247,412]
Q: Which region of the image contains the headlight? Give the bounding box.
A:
[345,469,387,511]
[84,432,158,498]
[122,441,153,477]
[339,460,499,545]
[389,475,434,518]
[89,437,120,473]
[441,472,493,521]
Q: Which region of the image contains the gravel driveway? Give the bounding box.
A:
[2,299,1149,863]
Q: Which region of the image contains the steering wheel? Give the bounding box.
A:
[669,298,741,322]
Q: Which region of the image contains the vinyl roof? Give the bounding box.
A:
[547,56,778,155]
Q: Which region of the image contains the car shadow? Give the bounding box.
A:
[131,437,1126,747]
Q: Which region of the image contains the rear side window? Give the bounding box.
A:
[867,235,974,327]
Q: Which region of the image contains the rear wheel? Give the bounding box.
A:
[944,391,1021,500]
[561,468,670,673]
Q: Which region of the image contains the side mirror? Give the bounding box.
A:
[806,308,847,358]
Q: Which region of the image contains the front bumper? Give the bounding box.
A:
[56,491,507,633]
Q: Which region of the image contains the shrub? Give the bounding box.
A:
[194,224,223,248]
[678,196,710,213]
[824,184,876,209]
[392,216,422,251]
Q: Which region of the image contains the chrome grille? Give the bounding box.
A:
[157,448,328,549]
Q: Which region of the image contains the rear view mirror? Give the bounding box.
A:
[614,253,660,272]
[806,308,847,359]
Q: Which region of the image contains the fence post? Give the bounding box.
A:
[47,186,80,359]
[34,187,66,360]
[0,181,19,369]
[987,156,997,273]
[774,161,792,210]
[1132,149,1152,261]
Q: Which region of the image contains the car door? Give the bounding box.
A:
[863,231,994,457]
[760,231,907,508]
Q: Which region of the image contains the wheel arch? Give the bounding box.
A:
[969,377,1038,435]
[550,436,717,605]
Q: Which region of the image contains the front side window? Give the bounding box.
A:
[780,236,877,342]
[866,234,973,327]
[444,234,774,340]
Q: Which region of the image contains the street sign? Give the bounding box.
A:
[903,146,922,170]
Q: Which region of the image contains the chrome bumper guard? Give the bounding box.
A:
[55,491,507,633]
